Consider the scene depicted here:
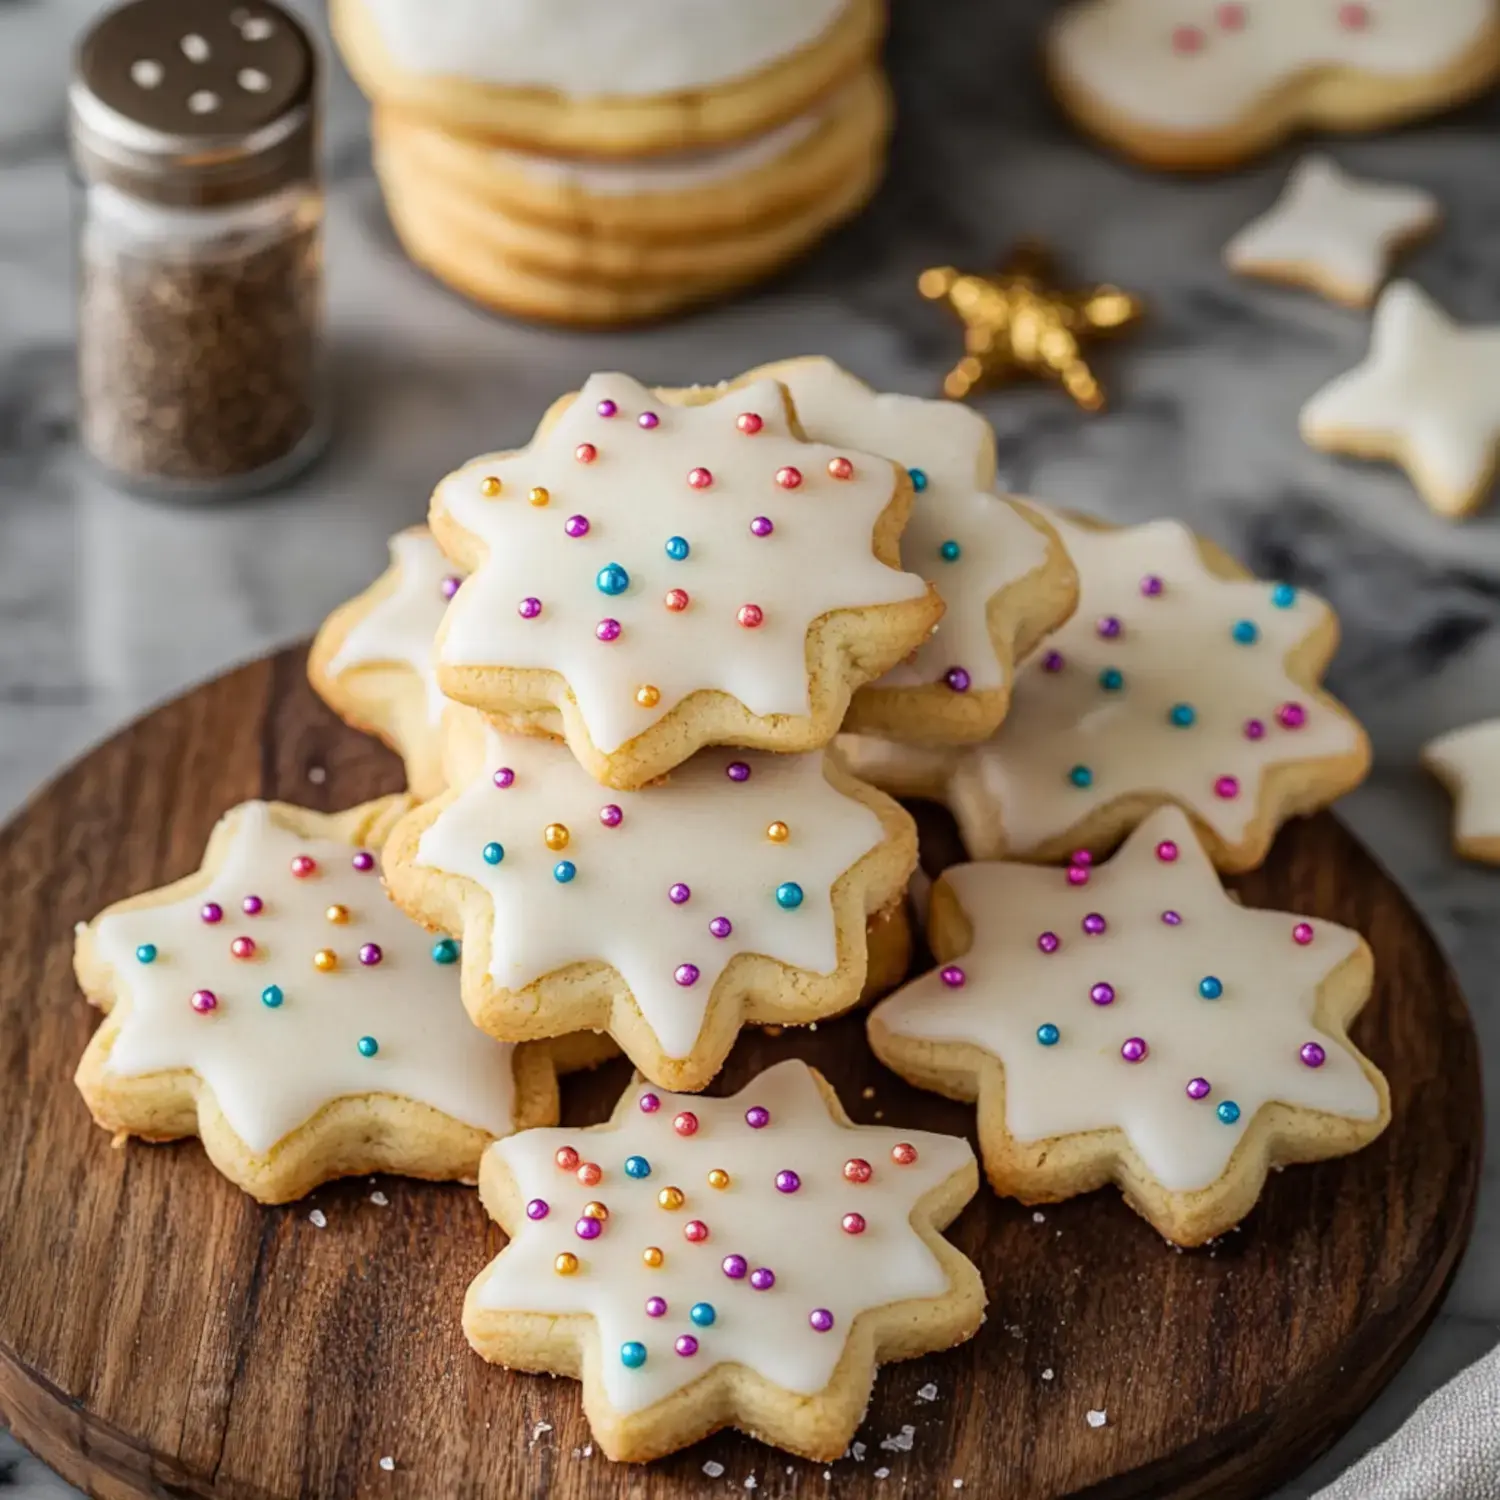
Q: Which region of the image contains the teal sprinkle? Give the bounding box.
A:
[690,1302,717,1327]
[1271,583,1296,609]
[1217,1100,1242,1125]
[1198,976,1224,1000]
[1098,667,1124,692]
[624,1155,651,1179]
[939,539,961,562]
[665,536,690,561]
[909,468,929,492]
[431,937,460,965]
[357,1035,379,1057]
[261,984,284,1009]
[483,841,504,866]
[775,881,804,910]
[596,562,630,596]
[1068,764,1093,789]
[135,943,158,964]
[1231,619,1259,645]
[554,860,577,884]
[620,1341,647,1369]
[1036,1023,1060,1047]
[1169,703,1196,727]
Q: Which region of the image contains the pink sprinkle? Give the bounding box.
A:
[737,603,764,629]
[1156,841,1178,863]
[1338,2,1369,29]
[1172,22,1206,51]
[1082,913,1106,936]
[230,936,256,959]
[940,966,966,988]
[596,618,621,642]
[638,411,660,429]
[1038,931,1060,954]
[493,767,515,789]
[683,1220,708,1243]
[518,597,542,620]
[1293,922,1315,945]
[242,894,264,915]
[674,963,700,987]
[1214,776,1240,800]
[639,1092,660,1113]
[200,902,223,924]
[1277,702,1307,729]
[1216,2,1246,28]
[675,1334,699,1356]
[191,989,218,1014]
[775,466,803,490]
[596,399,618,418]
[1070,850,1093,867]
[1244,718,1266,741]
[599,804,623,827]
[1066,866,1090,887]
[687,467,713,490]
[736,412,764,435]
[574,442,597,464]
[351,851,376,873]
[290,854,317,879]
[1186,1077,1212,1100]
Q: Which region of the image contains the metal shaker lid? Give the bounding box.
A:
[70,0,317,208]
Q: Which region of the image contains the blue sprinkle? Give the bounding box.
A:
[665,536,690,561]
[1069,764,1093,788]
[1169,703,1196,727]
[261,984,284,1008]
[620,1341,647,1369]
[1231,620,1259,645]
[909,468,929,492]
[483,841,504,866]
[554,861,577,884]
[1217,1100,1242,1125]
[432,937,460,965]
[1271,583,1296,609]
[1036,1023,1060,1047]
[135,943,158,964]
[1098,667,1124,692]
[596,562,630,596]
[357,1035,379,1057]
[775,881,804,910]
[939,539,961,562]
[690,1302,717,1327]
[1198,976,1224,1000]
[624,1155,652,1179]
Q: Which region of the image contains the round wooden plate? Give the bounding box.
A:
[0,648,1481,1500]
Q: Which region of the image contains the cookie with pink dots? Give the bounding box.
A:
[740,357,1079,744]
[1047,0,1500,171]
[383,709,916,1091]
[840,508,1370,873]
[869,806,1389,1246]
[73,797,581,1203]
[463,1058,983,1461]
[429,371,943,790]
[309,528,466,800]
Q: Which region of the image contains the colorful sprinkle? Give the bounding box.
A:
[673,1111,699,1137]
[1300,1042,1327,1068]
[658,1184,684,1212]
[1120,1037,1148,1063]
[1278,702,1307,729]
[1293,922,1315,945]
[596,399,617,418]
[775,466,802,489]
[518,597,542,620]
[313,948,337,973]
[737,603,764,629]
[596,562,629,596]
[290,854,317,879]
[841,1213,866,1236]
[827,456,854,481]
[1082,913,1107,936]
[726,762,751,782]
[1156,841,1179,863]
[1217,1101,1242,1125]
[683,1220,708,1243]
[528,486,550,507]
[441,574,462,600]
[745,1105,770,1129]
[1214,776,1240,799]
[526,1198,549,1220]
[600,804,623,828]
[638,411,660,429]
[582,1201,608,1221]
[574,443,597,465]
[709,916,733,939]
[200,902,223,924]
[431,937,460,964]
[940,966,966,988]
[356,1035,379,1058]
[1162,910,1182,926]
[1140,574,1164,597]
[1038,931,1060,953]
[190,989,218,1014]
[810,1309,835,1333]
[1096,615,1122,639]
[359,943,383,967]
[482,841,504,866]
[565,514,590,538]
[479,476,501,498]
[891,1143,918,1166]
[945,666,972,693]
[665,535,690,560]
[674,964,700,987]
[1090,982,1116,1006]
[1066,865,1089,887]
[1098,667,1124,692]
[1170,703,1196,727]
[1069,765,1094,789]
[750,516,774,537]
[555,1147,580,1170]
[909,468,929,492]
[1231,620,1259,645]
[543,823,570,852]
[575,1216,602,1241]
[638,1093,660,1114]
[750,1267,776,1290]
[325,903,350,925]
[1036,1023,1060,1046]
[1043,650,1065,673]
[553,861,577,883]
[243,893,266,912]
[775,882,804,910]
[1186,1077,1211,1100]
[722,1254,748,1279]
[493,767,515,789]
[940,539,961,562]
[554,1252,578,1275]
[135,943,157,964]
[625,1155,652,1179]
[352,852,376,873]
[620,1341,646,1369]
[675,1335,699,1357]
[664,588,690,612]
[261,985,283,1008]
[775,1170,801,1193]
[1171,22,1206,52]
[844,1158,872,1183]
[736,412,763,435]
[690,1302,716,1326]
[644,1296,667,1318]
[1198,976,1224,999]
[668,882,691,905]
[596,618,621,642]
[707,1169,730,1190]
[1271,583,1297,608]
[686,466,713,490]
[642,1246,665,1268]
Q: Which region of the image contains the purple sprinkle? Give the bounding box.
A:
[518,597,542,620]
[1186,1078,1211,1100]
[722,1254,748,1279]
[596,399,618,418]
[200,902,223,925]
[596,618,621,642]
[709,916,733,939]
[351,851,376,873]
[1120,1037,1148,1063]
[809,1309,834,1333]
[638,411,660,430]
[674,963,700,987]
[944,666,972,693]
[744,1106,770,1129]
[441,574,462,600]
[749,1267,776,1291]
[1082,913,1107,936]
[526,1198,549,1220]
[565,515,591,538]
[1090,982,1116,1006]
[775,1170,800,1194]
[750,516,774,538]
[1042,650,1065,673]
[1278,701,1308,729]
[940,966,965,988]
[1300,1042,1327,1068]
[1140,574,1164,597]
[645,1295,667,1317]
[599,803,623,827]
[1243,718,1266,741]
[726,762,751,783]
[242,894,264,915]
[675,1335,698,1357]
[639,1092,661,1113]
[1037,931,1060,954]
[1096,615,1123,639]
[574,1217,602,1241]
[1161,910,1182,926]
[358,943,383,966]
[668,883,691,905]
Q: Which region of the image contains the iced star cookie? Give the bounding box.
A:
[308,528,463,800]
[741,358,1079,743]
[1225,154,1439,309]
[73,798,561,1203]
[869,807,1389,1246]
[332,0,884,158]
[1048,0,1500,171]
[1301,281,1500,520]
[384,712,916,1090]
[464,1059,983,1461]
[430,373,941,788]
[840,509,1370,873]
[1423,720,1500,863]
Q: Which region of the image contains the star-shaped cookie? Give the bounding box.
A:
[383,712,916,1091]
[431,372,942,789]
[309,528,465,799]
[73,798,563,1202]
[1424,719,1500,863]
[464,1059,983,1461]
[1225,154,1438,308]
[840,508,1369,872]
[1302,280,1500,519]
[869,806,1389,1246]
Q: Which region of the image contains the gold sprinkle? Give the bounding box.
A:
[766,821,789,843]
[642,1246,664,1268]
[313,948,338,973]
[480,475,502,498]
[554,1252,579,1276]
[582,1201,609,1221]
[657,1186,684,1211]
[636,684,661,708]
[528,486,550,507]
[707,1169,730,1190]
[324,903,350,925]
[544,823,570,852]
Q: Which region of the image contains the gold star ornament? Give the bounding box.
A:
[919,242,1144,410]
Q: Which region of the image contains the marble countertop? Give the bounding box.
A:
[3,1,1499,1496]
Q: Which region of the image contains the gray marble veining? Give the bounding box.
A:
[2,1,1498,1495]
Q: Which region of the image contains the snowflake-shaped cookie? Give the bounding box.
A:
[744,358,1078,742]
[463,1059,983,1462]
[869,806,1388,1245]
[1424,719,1500,863]
[73,798,556,1202]
[310,528,466,799]
[431,372,941,789]
[1048,0,1500,169]
[384,716,916,1090]
[841,508,1369,872]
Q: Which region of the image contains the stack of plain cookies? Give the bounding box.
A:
[331,0,892,324]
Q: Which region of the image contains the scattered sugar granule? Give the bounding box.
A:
[875,1468,890,1480]
[702,1461,725,1478]
[1042,1369,1055,1382]
[582,1444,593,1457]
[530,1421,552,1444]
[917,1383,939,1403]
[851,1441,867,1462]
[874,1110,884,1120]
[1032,1211,1046,1223]
[862,1086,876,1100]
[308,1209,327,1228]
[824,1471,833,1482]
[377,1457,394,1472]
[1087,1409,1108,1429]
[307,765,327,784]
[744,1479,758,1491]
[880,1426,916,1453]
[953,1481,965,1490]
[370,1191,389,1207]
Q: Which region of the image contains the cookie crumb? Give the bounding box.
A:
[308,1209,327,1228]
[530,1421,552,1444]
[875,1468,890,1480]
[850,1441,867,1462]
[1042,1368,1055,1382]
[702,1461,725,1478]
[744,1479,757,1491]
[308,765,327,785]
[917,1382,939,1402]
[377,1457,394,1472]
[880,1425,916,1453]
[1087,1409,1108,1429]
[370,1191,389,1207]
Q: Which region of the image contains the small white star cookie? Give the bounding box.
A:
[1225,153,1438,308]
[869,806,1389,1246]
[431,372,942,789]
[309,528,465,799]
[840,508,1369,873]
[1423,719,1500,863]
[1301,280,1500,519]
[464,1059,983,1462]
[73,798,561,1203]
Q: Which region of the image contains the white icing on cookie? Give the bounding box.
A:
[1424,719,1500,848]
[90,803,516,1154]
[327,529,463,725]
[764,358,1049,695]
[360,0,847,97]
[1301,280,1500,515]
[1051,0,1495,133]
[873,806,1380,1193]
[415,730,888,1059]
[436,373,929,755]
[491,105,825,197]
[1225,153,1437,306]
[471,1059,973,1413]
[849,511,1361,859]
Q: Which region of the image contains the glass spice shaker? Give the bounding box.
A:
[70,0,326,499]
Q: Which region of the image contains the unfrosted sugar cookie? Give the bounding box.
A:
[463,1059,983,1461]
[383,712,916,1091]
[431,373,941,789]
[840,508,1370,873]
[1301,280,1500,520]
[308,528,464,800]
[1047,0,1500,171]
[1224,153,1438,309]
[331,0,884,158]
[73,798,562,1203]
[868,806,1389,1246]
[742,358,1079,744]
[1423,719,1500,863]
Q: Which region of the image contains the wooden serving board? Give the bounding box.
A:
[0,647,1481,1500]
